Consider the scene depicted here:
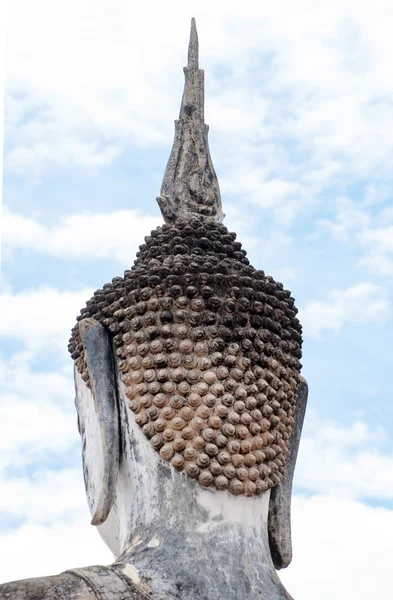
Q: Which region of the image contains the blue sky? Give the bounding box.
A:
[2,1,393,597]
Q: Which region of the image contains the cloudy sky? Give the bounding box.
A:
[1,0,393,597]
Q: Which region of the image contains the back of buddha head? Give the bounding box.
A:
[69,18,303,504]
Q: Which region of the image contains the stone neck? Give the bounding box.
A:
[117,507,290,600]
[113,482,291,600]
[97,388,292,600]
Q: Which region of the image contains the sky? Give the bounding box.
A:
[1,0,393,597]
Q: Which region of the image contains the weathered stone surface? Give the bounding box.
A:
[0,566,151,599]
[156,18,223,224]
[78,318,120,525]
[268,377,308,569]
[0,571,95,599]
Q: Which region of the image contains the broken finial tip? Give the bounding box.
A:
[188,17,199,69]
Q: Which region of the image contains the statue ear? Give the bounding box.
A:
[268,377,308,569]
[76,318,120,526]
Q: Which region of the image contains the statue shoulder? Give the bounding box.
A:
[0,565,151,600]
[0,571,94,599]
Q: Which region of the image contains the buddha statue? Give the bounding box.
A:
[0,19,308,600]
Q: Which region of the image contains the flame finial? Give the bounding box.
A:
[157,18,223,224]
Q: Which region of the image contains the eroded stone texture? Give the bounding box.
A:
[0,566,152,600]
[69,216,303,497]
[156,18,223,225]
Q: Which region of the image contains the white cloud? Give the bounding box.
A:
[300,282,389,338]
[0,354,109,585]
[0,354,110,583]
[0,391,76,466]
[316,196,371,242]
[2,205,161,266]
[315,196,393,278]
[358,224,393,276]
[7,138,121,179]
[3,204,296,279]
[2,204,299,294]
[0,468,86,524]
[271,266,297,283]
[0,286,88,473]
[364,184,390,207]
[0,286,93,351]
[1,206,45,247]
[284,416,393,597]
[296,417,393,501]
[5,0,393,221]
[282,494,393,600]
[208,92,269,135]
[0,0,5,230]
[221,164,306,228]
[0,352,80,476]
[0,518,112,583]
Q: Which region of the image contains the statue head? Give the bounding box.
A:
[69,18,307,584]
